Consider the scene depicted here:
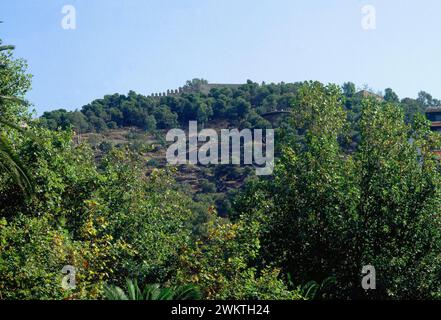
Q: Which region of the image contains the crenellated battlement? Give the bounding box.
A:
[148,87,185,98]
[148,83,242,98]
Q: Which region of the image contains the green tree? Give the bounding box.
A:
[0,36,33,195]
[235,82,441,299]
[154,105,178,129]
[342,82,356,98]
[400,97,425,123]
[384,88,399,103]
[184,78,208,92]
[176,213,303,300]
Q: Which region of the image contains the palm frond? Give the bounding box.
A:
[0,45,15,52]
[156,287,174,300]
[300,276,336,300]
[0,133,33,196]
[143,284,161,300]
[103,280,202,301]
[0,90,34,196]
[126,279,144,300]
[103,284,129,300]
[173,284,202,300]
[301,281,319,300]
[0,31,34,197]
[0,95,24,104]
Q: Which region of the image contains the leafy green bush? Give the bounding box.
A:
[200,179,216,193]
[176,214,303,300]
[235,82,441,299]
[0,127,196,299]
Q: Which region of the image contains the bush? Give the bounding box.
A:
[176,215,303,300]
[200,179,216,193]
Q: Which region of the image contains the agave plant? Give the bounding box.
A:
[104,279,202,300]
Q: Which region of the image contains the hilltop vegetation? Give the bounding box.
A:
[39,78,437,135]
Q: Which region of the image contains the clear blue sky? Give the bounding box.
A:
[1,0,441,115]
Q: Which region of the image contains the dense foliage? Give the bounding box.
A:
[39,81,291,132]
[234,82,441,299]
[1,39,300,300]
[39,78,436,138]
[2,35,441,300]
